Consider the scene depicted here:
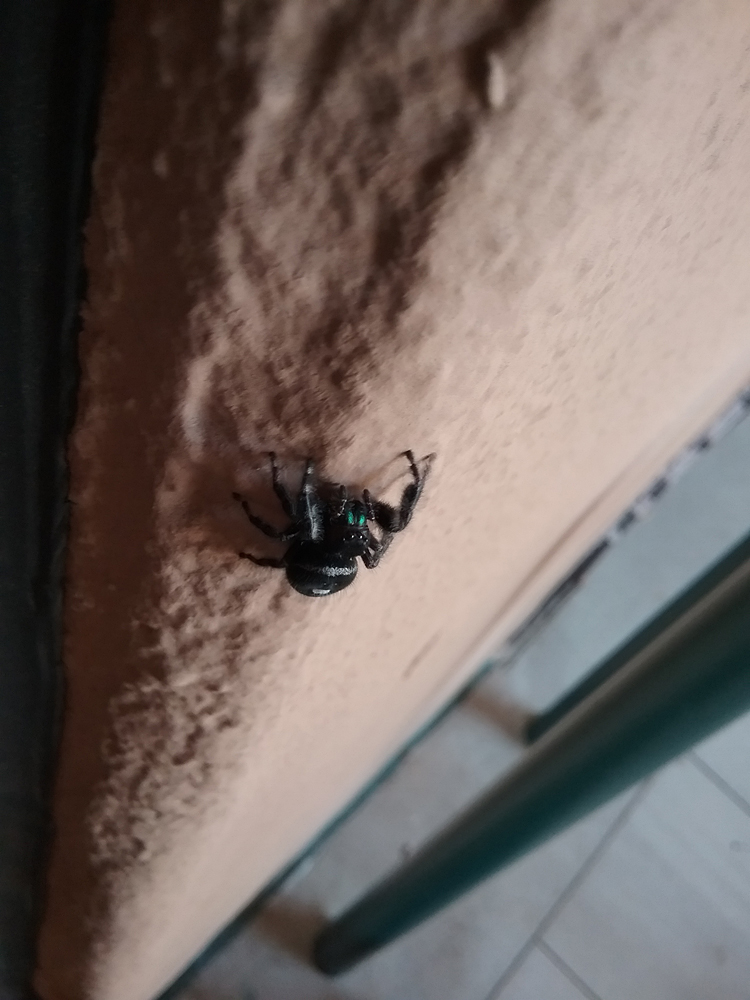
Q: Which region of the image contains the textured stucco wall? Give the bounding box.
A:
[35,1,750,998]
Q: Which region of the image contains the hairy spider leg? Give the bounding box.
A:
[268,451,295,518]
[363,487,403,535]
[297,457,324,542]
[361,528,394,569]
[239,552,285,568]
[363,450,434,535]
[232,492,298,541]
[335,484,348,517]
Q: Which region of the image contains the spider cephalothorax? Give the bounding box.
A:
[233,450,435,597]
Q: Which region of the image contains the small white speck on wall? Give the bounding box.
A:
[486,51,508,109]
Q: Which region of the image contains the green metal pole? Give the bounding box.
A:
[314,529,750,975]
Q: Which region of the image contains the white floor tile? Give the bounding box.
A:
[493,946,591,1000]
[694,710,750,808]
[544,757,750,1000]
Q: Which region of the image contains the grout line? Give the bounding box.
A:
[537,939,603,1000]
[482,779,652,1000]
[688,751,750,818]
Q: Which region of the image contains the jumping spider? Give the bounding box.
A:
[233,450,435,597]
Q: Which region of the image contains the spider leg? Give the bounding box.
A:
[361,529,394,569]
[268,451,295,518]
[335,484,348,517]
[363,489,376,523]
[365,451,435,534]
[296,457,324,542]
[298,457,314,497]
[232,492,297,541]
[363,489,402,536]
[239,552,285,569]
[404,449,421,480]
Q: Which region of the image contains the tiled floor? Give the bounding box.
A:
[175,412,750,1000]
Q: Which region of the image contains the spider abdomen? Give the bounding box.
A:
[285,540,358,598]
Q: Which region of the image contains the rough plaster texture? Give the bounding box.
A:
[35,1,750,998]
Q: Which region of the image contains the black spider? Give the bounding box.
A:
[232,450,435,597]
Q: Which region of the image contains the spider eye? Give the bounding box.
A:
[358,513,366,526]
[346,510,355,525]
